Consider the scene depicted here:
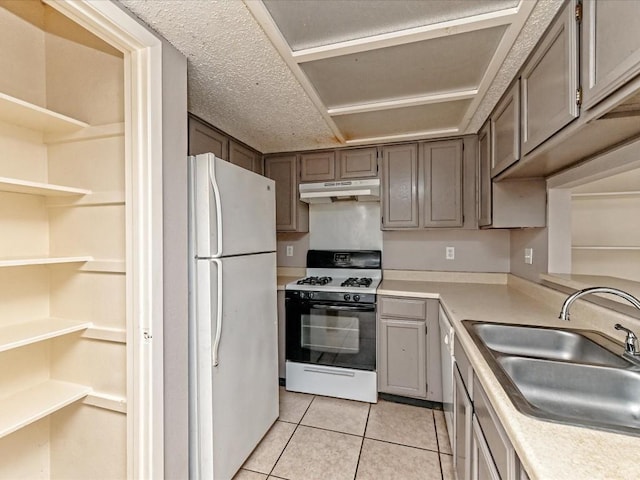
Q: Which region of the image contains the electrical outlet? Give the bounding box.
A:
[446,246,455,260]
[524,248,533,265]
[286,245,294,257]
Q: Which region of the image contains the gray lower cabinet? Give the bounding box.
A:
[264,155,309,232]
[581,0,640,111]
[453,337,529,480]
[377,296,441,401]
[188,114,229,159]
[520,0,579,156]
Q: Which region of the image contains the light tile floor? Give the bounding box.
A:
[234,387,454,480]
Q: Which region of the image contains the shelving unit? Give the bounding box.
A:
[0,318,91,353]
[0,3,127,477]
[0,381,91,439]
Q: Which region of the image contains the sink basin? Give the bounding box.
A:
[469,322,630,367]
[462,321,640,436]
[497,356,640,436]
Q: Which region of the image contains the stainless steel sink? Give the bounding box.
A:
[497,356,640,436]
[470,322,630,367]
[463,321,640,436]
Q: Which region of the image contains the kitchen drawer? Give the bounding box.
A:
[378,296,427,320]
[454,336,474,398]
[473,376,520,480]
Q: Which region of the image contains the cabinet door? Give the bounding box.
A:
[381,144,419,229]
[338,147,378,179]
[490,81,520,177]
[229,140,261,173]
[582,0,640,110]
[521,0,579,156]
[188,115,229,159]
[478,121,492,227]
[471,416,500,480]
[378,317,427,398]
[264,155,308,232]
[300,151,336,182]
[454,367,473,480]
[420,139,463,228]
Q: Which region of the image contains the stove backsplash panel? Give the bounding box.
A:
[309,203,383,251]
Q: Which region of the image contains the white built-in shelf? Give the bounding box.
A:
[572,246,640,251]
[0,92,89,134]
[0,177,91,197]
[0,380,91,438]
[0,256,93,268]
[0,318,92,353]
[572,191,640,199]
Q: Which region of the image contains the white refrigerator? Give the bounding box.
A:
[188,153,279,480]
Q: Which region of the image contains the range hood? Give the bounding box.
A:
[299,178,380,204]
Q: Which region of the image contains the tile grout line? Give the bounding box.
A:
[352,402,371,480]
[432,412,445,480]
[266,394,318,478]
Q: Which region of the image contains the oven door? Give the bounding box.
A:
[286,296,376,371]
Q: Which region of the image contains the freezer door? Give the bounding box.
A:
[190,153,276,258]
[192,252,279,480]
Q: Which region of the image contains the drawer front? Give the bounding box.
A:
[378,296,427,319]
[473,376,519,480]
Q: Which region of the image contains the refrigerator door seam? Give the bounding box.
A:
[211,258,223,367]
[208,155,224,258]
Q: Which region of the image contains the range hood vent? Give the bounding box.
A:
[299,178,380,204]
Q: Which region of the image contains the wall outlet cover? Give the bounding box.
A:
[446,246,455,260]
[524,247,533,265]
[286,245,294,257]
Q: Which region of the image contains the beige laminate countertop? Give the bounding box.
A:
[378,277,640,480]
[276,275,299,291]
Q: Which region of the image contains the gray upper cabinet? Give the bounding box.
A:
[300,147,378,182]
[229,140,262,174]
[420,139,463,228]
[478,121,492,227]
[521,0,579,156]
[188,115,229,159]
[300,151,336,182]
[338,147,379,179]
[264,155,309,232]
[381,143,419,229]
[581,0,640,111]
[490,81,520,177]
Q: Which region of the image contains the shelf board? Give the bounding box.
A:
[0,256,93,268]
[0,92,89,133]
[572,191,640,199]
[0,318,92,353]
[572,246,640,251]
[0,177,91,197]
[0,380,91,438]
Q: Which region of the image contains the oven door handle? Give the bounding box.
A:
[310,304,375,312]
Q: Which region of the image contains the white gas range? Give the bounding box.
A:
[284,250,381,403]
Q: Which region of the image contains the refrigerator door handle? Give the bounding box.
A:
[212,258,223,367]
[208,156,224,258]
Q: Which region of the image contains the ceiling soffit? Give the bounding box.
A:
[246,0,539,145]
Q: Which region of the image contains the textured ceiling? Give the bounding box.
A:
[119,0,563,154]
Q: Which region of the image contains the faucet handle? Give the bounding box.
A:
[614,324,640,355]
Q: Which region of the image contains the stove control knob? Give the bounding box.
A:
[308,292,315,299]
[301,292,308,299]
[344,294,351,301]
[353,294,360,302]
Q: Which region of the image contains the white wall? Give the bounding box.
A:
[309,202,383,250]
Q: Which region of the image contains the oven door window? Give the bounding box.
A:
[286,300,376,371]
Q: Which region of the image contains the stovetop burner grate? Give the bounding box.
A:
[341,277,373,288]
[296,276,332,286]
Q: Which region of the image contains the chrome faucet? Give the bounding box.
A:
[558,287,640,321]
[614,324,640,356]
